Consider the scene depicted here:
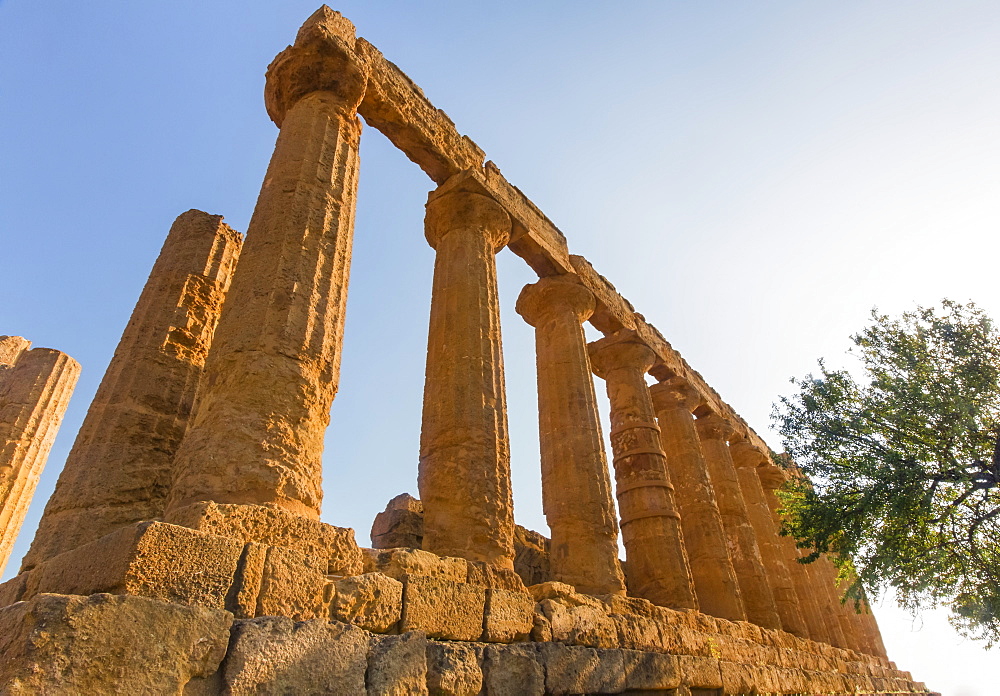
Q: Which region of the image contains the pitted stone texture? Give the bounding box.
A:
[255,545,329,621]
[537,598,619,649]
[401,575,486,641]
[24,521,242,609]
[516,276,626,597]
[483,588,534,642]
[419,186,515,570]
[538,643,626,695]
[426,641,483,696]
[0,593,232,695]
[166,31,366,520]
[371,493,424,549]
[513,525,551,586]
[22,212,241,572]
[224,616,367,694]
[363,547,469,583]
[169,501,364,576]
[331,572,403,633]
[367,631,428,696]
[0,341,80,575]
[482,644,544,696]
[467,561,525,591]
[621,649,682,690]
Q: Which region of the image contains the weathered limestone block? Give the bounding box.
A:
[537,598,619,649]
[419,184,515,569]
[649,377,746,622]
[367,631,428,696]
[467,560,525,591]
[0,572,28,607]
[0,593,232,695]
[371,492,424,549]
[363,546,469,583]
[426,641,483,696]
[483,588,534,642]
[695,412,781,630]
[611,612,664,652]
[401,575,486,641]
[588,331,698,610]
[621,649,682,690]
[229,542,267,620]
[170,500,364,575]
[255,545,329,621]
[516,276,626,597]
[537,644,626,695]
[25,521,242,609]
[331,572,403,633]
[223,616,368,695]
[23,211,242,572]
[513,525,551,586]
[0,339,80,576]
[481,644,544,696]
[676,654,724,689]
[165,9,368,521]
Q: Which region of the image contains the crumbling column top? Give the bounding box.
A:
[648,376,703,412]
[730,438,771,469]
[515,275,595,327]
[694,411,736,441]
[588,330,657,378]
[0,336,32,367]
[424,189,511,252]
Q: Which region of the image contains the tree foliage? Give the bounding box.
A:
[772,300,1000,646]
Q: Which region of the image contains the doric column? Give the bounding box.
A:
[805,556,849,648]
[695,413,781,629]
[516,276,625,595]
[757,464,832,643]
[418,185,515,569]
[589,332,697,610]
[0,339,80,575]
[23,211,242,570]
[729,439,809,637]
[648,377,744,621]
[165,13,367,521]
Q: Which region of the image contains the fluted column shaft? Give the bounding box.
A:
[24,211,242,570]
[0,340,80,575]
[695,413,781,629]
[589,333,697,610]
[649,378,745,621]
[730,439,809,637]
[166,25,368,520]
[757,467,833,643]
[418,187,515,569]
[516,277,625,595]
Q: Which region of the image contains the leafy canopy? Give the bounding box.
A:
[772,300,1000,646]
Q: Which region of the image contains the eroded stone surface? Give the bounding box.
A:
[426,641,483,696]
[367,631,428,696]
[371,493,424,549]
[331,572,403,633]
[400,575,486,641]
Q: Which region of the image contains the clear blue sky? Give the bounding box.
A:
[2,2,997,692]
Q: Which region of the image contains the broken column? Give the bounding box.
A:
[729,438,809,638]
[418,182,515,569]
[22,211,242,570]
[588,331,697,610]
[648,377,745,621]
[0,337,80,575]
[165,11,368,522]
[694,412,781,629]
[516,276,626,596]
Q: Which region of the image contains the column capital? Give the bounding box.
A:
[516,276,595,328]
[588,330,656,378]
[758,463,789,490]
[649,376,702,413]
[694,411,735,442]
[730,438,770,469]
[424,190,511,252]
[264,9,368,127]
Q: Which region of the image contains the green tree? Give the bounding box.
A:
[772,300,1000,646]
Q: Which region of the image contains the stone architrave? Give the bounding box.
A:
[23,211,242,570]
[516,276,626,596]
[418,184,516,569]
[648,377,745,621]
[0,338,80,575]
[165,11,368,522]
[757,464,832,644]
[588,332,697,610]
[729,439,809,638]
[694,413,781,630]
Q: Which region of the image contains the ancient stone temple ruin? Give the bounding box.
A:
[0,7,933,694]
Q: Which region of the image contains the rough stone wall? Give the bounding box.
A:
[21,211,242,571]
[0,337,79,576]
